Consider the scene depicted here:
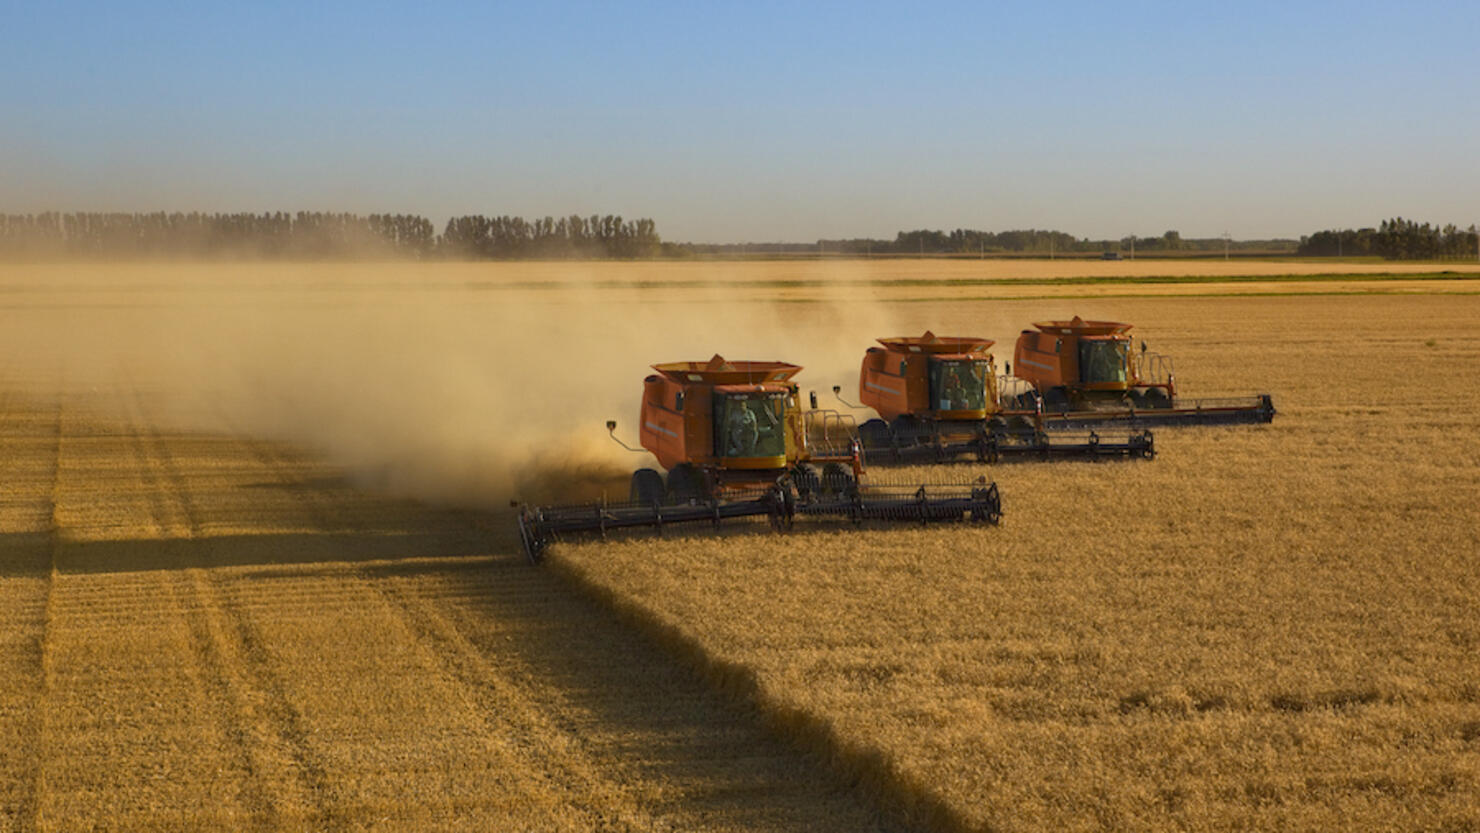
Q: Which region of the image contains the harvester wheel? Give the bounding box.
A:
[666,463,704,503]
[630,468,664,504]
[1127,390,1146,409]
[859,418,891,449]
[1042,388,1069,412]
[792,464,822,500]
[1143,388,1171,409]
[517,509,546,564]
[1005,415,1036,439]
[1015,391,1040,411]
[821,462,854,495]
[889,415,920,446]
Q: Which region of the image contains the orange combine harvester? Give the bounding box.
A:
[1006,317,1276,428]
[842,332,1155,463]
[516,355,1002,562]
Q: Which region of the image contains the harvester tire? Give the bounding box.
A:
[1005,415,1036,438]
[630,468,664,504]
[792,464,822,500]
[821,462,854,495]
[1143,388,1171,409]
[889,415,920,445]
[859,418,891,449]
[666,463,704,503]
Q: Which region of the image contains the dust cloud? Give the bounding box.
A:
[0,261,948,508]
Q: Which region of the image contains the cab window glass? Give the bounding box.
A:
[1079,340,1128,383]
[929,359,988,411]
[715,393,786,458]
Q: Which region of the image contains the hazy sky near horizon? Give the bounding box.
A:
[4,1,1477,241]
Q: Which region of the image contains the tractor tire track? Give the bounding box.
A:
[215,425,609,828]
[225,413,891,830]
[123,386,339,830]
[234,424,668,829]
[179,568,337,832]
[2,396,61,833]
[368,572,665,831]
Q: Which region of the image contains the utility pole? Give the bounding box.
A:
[1223,231,1231,261]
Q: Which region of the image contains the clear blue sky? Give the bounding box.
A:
[3,0,1476,241]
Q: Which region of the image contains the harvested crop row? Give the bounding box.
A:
[0,381,903,831]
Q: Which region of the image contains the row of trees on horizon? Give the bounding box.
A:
[1296,218,1480,260]
[3,211,1476,261]
[0,212,661,260]
[815,229,1295,255]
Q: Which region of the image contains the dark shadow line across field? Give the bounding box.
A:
[12,524,918,831]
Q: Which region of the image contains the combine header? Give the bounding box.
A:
[843,332,1155,464]
[1006,317,1276,429]
[516,355,1001,563]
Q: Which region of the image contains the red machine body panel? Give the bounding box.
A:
[636,355,804,472]
[1012,317,1156,395]
[859,331,997,422]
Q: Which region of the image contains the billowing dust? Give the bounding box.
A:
[0,262,1026,507]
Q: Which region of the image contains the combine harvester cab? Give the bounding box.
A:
[516,354,1002,563]
[846,331,1155,464]
[1005,317,1276,429]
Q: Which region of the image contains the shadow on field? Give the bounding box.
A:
[26,500,512,576]
[10,401,912,830]
[45,528,492,574]
[20,525,909,829]
[0,532,52,578]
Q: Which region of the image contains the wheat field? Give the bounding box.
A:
[1,260,1477,831]
[556,292,1480,832]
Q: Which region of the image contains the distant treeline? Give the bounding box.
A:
[21,211,1477,261]
[681,229,1297,256]
[442,215,659,259]
[0,212,661,259]
[1297,218,1479,259]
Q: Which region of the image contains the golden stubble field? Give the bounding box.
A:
[1,259,1477,832]
[558,291,1480,831]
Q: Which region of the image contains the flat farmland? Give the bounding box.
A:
[1,260,1478,831]
[558,292,1480,831]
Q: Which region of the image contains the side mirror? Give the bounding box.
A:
[1140,340,1147,353]
[831,385,841,394]
[606,420,642,452]
[1004,361,1010,375]
[809,391,818,409]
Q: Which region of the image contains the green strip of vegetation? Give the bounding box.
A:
[454,271,1479,291]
